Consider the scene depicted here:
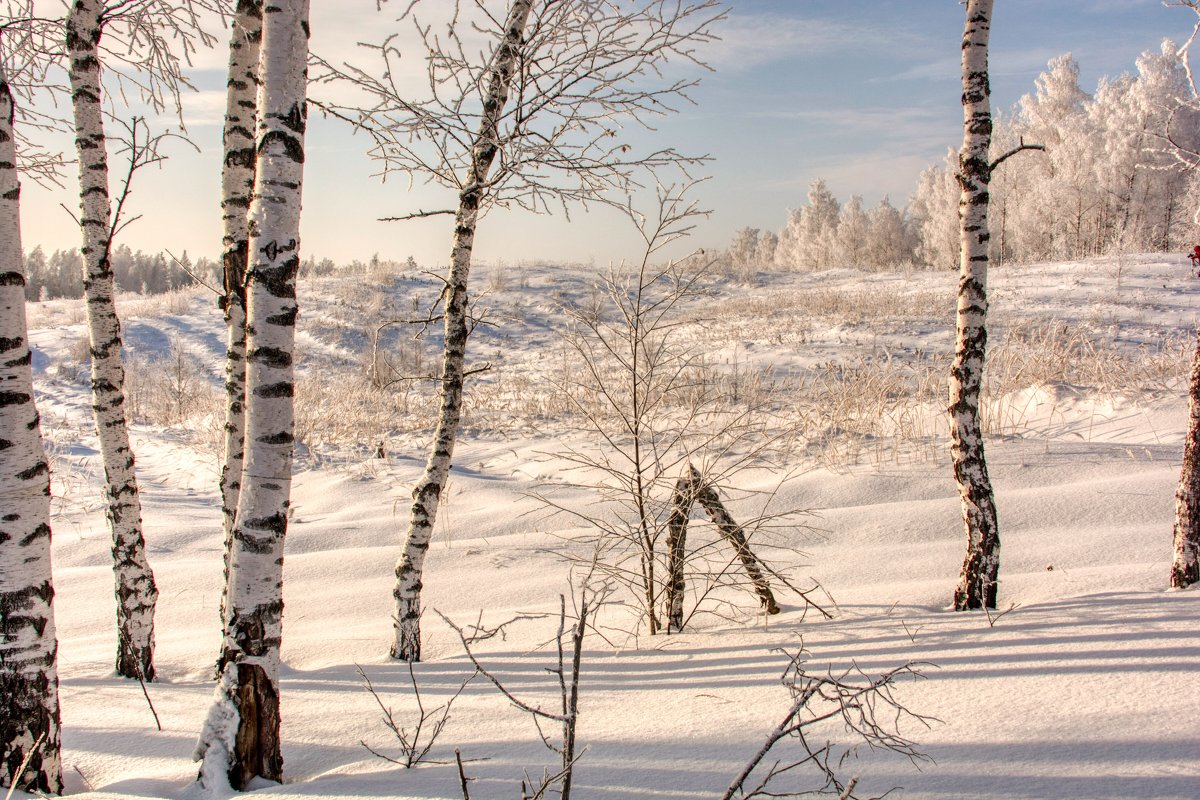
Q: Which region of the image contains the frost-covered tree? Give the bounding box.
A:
[797,178,839,270]
[0,26,61,794]
[316,0,721,662]
[866,196,915,270]
[1007,54,1092,260]
[729,227,760,274]
[909,153,960,270]
[950,0,1000,611]
[195,0,309,789]
[1097,43,1193,252]
[754,229,778,269]
[774,207,803,269]
[834,194,869,269]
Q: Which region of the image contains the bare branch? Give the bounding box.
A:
[988,137,1046,173]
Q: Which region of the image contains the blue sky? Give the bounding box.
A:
[18,0,1198,270]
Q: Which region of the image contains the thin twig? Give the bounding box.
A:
[3,732,45,800]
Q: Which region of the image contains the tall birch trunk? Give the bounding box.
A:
[0,63,62,797]
[66,0,159,678]
[218,0,263,648]
[1170,328,1200,588]
[950,0,1000,611]
[391,0,533,662]
[194,0,308,790]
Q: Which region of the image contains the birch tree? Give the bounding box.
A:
[0,25,61,794]
[949,0,1000,611]
[391,0,533,665]
[195,0,309,789]
[217,0,263,638]
[66,0,159,682]
[65,0,215,681]
[1165,0,1200,588]
[315,0,721,662]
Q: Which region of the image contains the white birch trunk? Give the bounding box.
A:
[950,0,1000,611]
[391,0,534,662]
[66,0,159,679]
[218,0,263,647]
[1170,328,1200,588]
[195,0,308,790]
[0,62,62,797]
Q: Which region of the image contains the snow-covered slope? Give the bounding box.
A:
[19,256,1200,800]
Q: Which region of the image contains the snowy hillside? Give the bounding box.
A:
[20,256,1200,800]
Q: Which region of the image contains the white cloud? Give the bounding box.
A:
[706,9,928,72]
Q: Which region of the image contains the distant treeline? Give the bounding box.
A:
[726,45,1200,273]
[21,245,365,300]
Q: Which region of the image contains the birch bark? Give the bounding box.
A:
[195,0,308,789]
[691,467,780,617]
[391,0,534,662]
[66,0,159,678]
[1170,329,1200,588]
[0,61,62,797]
[950,0,1001,611]
[1168,0,1200,593]
[664,471,694,633]
[218,0,263,644]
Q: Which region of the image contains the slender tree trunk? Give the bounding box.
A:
[690,466,780,616]
[195,0,308,790]
[391,0,534,662]
[66,0,159,678]
[664,465,779,631]
[218,0,264,656]
[1171,328,1200,588]
[950,0,1000,611]
[664,471,694,633]
[0,64,62,797]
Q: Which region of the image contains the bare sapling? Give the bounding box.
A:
[357,663,476,769]
[540,185,822,637]
[720,646,932,800]
[440,589,595,800]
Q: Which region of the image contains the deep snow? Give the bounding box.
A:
[14,256,1200,800]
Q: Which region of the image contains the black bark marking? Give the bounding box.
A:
[248,346,291,369]
[259,129,304,164]
[0,391,31,407]
[253,381,293,398]
[244,512,288,537]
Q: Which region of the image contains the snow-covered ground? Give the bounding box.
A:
[18,256,1200,799]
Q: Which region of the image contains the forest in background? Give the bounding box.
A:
[25,38,1200,301]
[724,43,1200,274]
